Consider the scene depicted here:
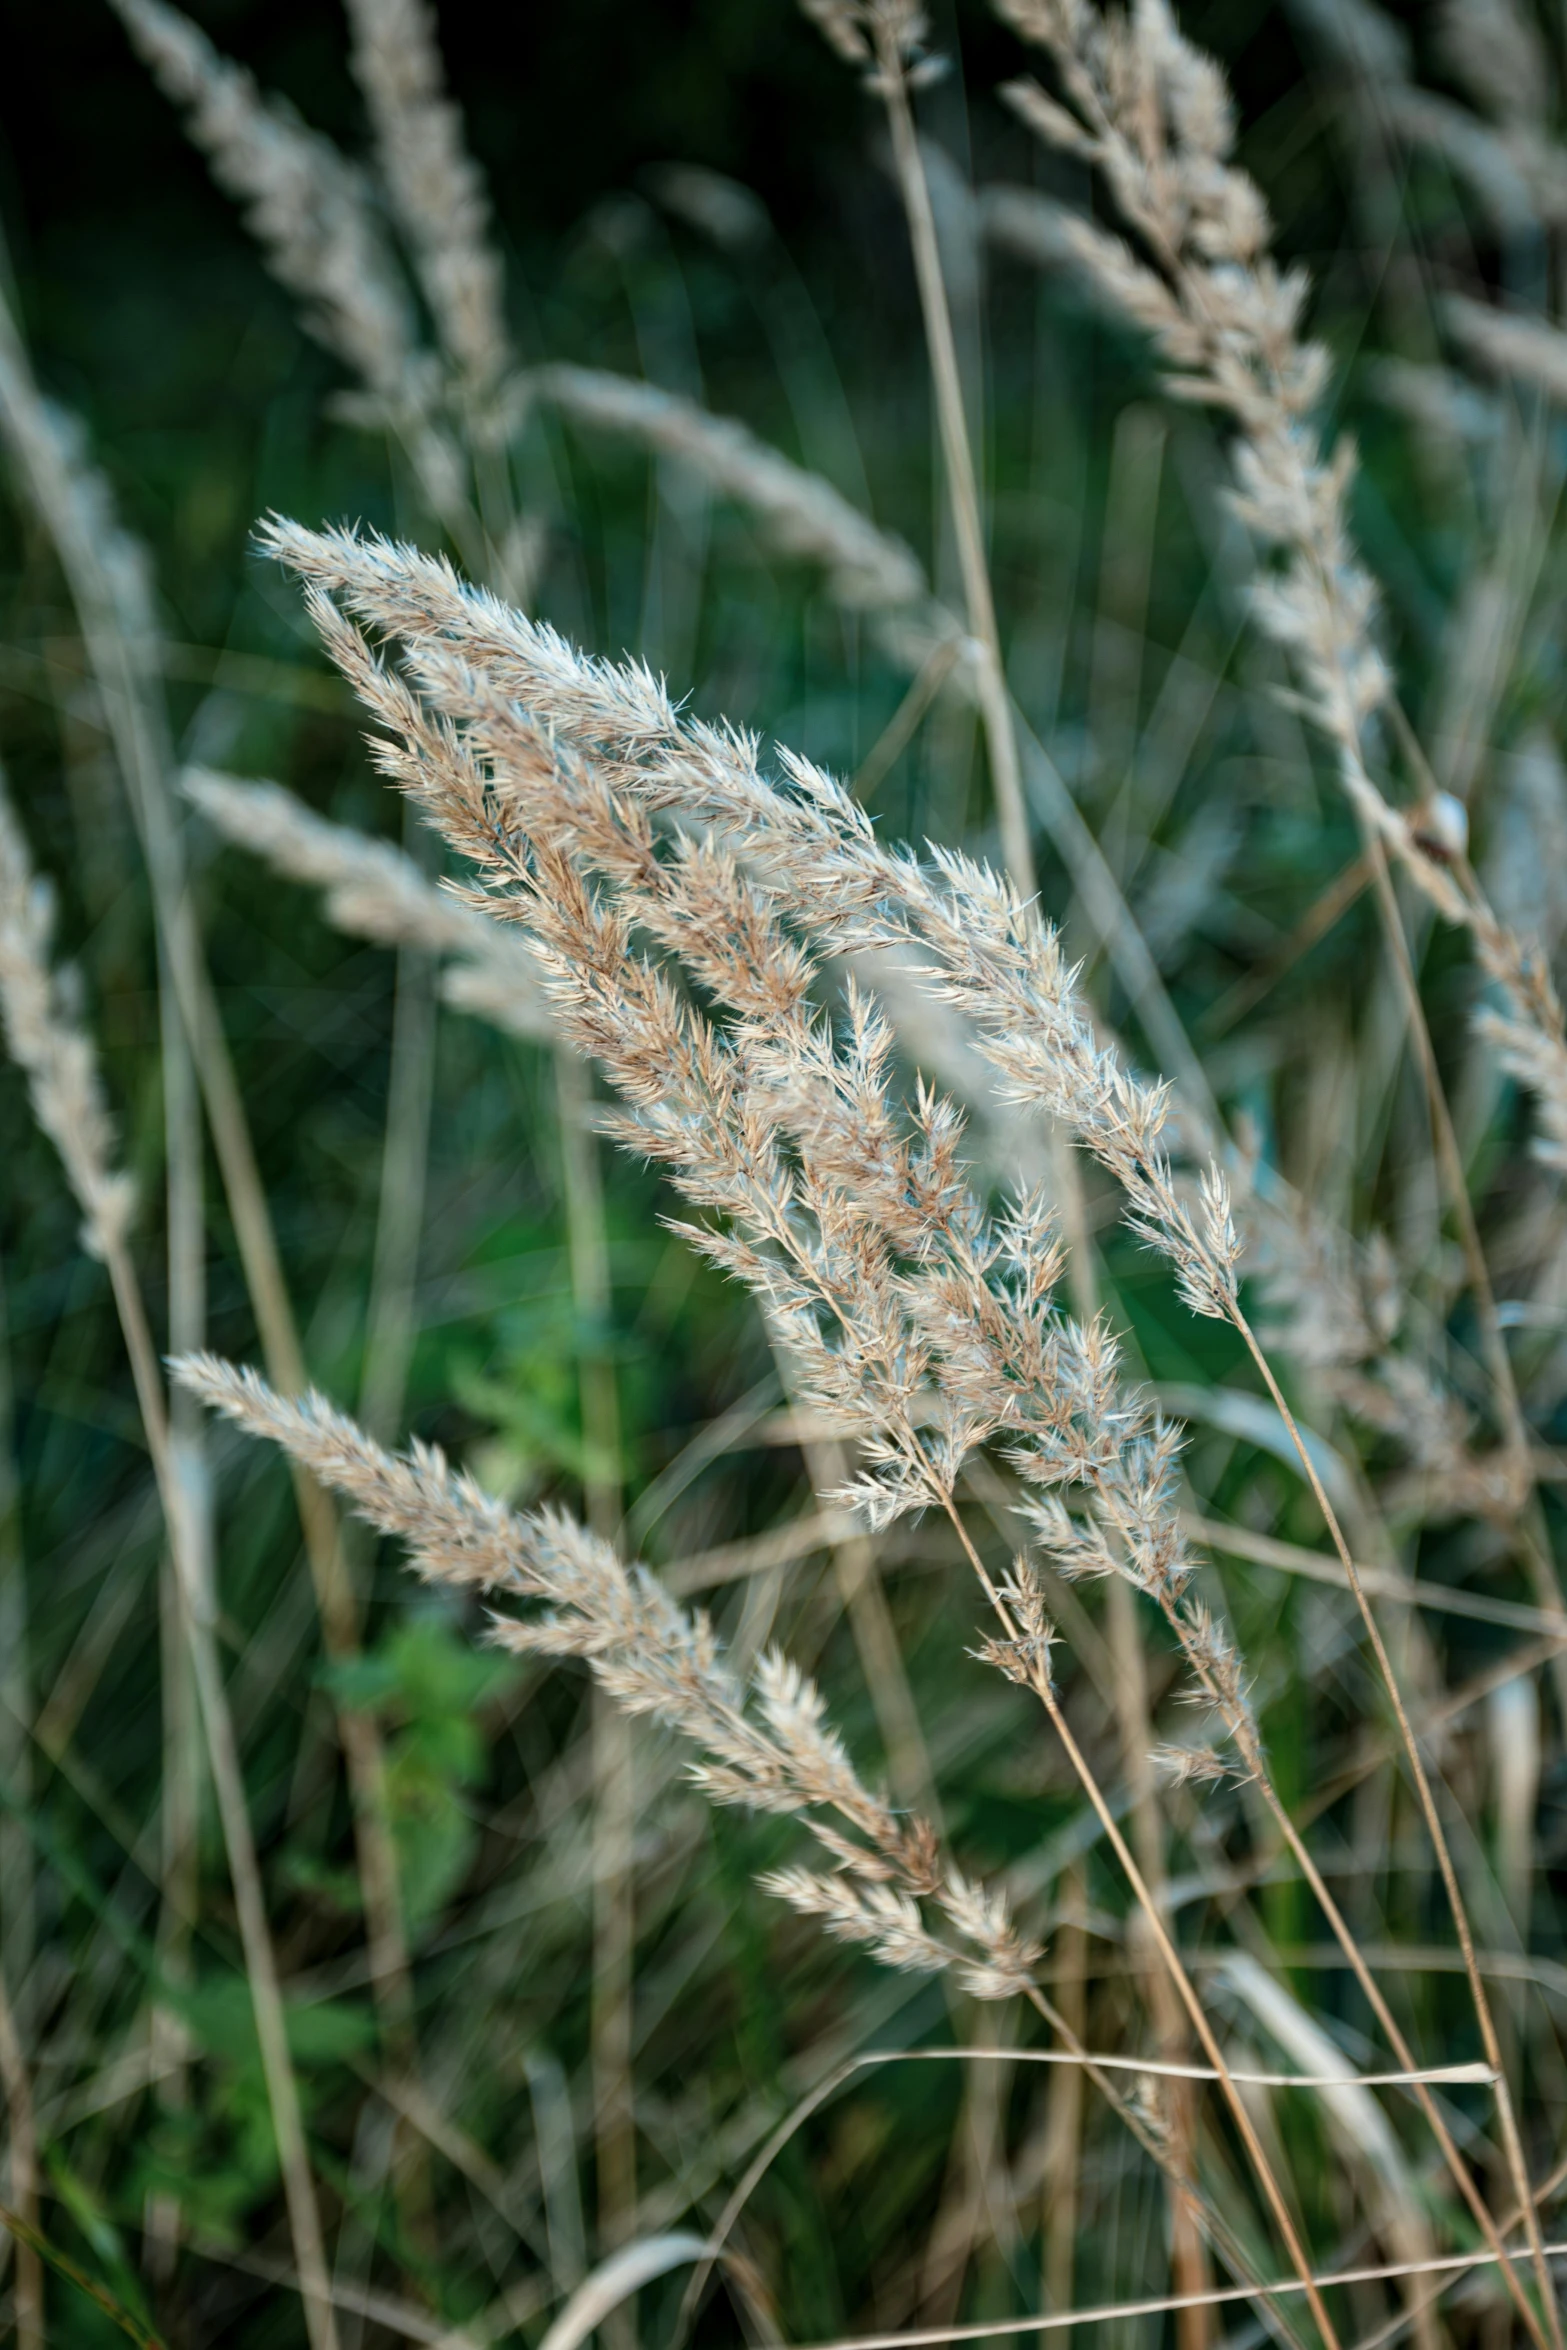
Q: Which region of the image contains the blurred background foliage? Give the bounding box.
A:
[4,0,1567,2344]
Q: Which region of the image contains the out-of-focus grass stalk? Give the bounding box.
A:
[1041,1866,1085,2339]
[122,1277,341,2350]
[872,20,1034,896]
[355,905,440,2248]
[555,1048,636,2333]
[0,1958,42,2350]
[144,765,208,2291]
[360,943,437,1454]
[1104,1575,1209,2350]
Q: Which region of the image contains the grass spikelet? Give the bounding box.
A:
[0,777,135,1259]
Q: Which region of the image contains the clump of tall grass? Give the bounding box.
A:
[6,0,1567,2343]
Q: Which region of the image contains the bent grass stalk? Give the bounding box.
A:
[869,12,1035,898]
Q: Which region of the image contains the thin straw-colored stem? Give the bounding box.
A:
[788,2236,1567,2350]
[1104,1577,1209,2350]
[1360,821,1567,1724]
[103,1245,340,2350]
[1140,1569,1551,2350]
[147,753,208,2287]
[355,918,439,2246]
[557,1049,637,2317]
[1040,1870,1083,2342]
[0,1266,31,2093]
[1230,1305,1559,2348]
[875,24,1034,896]
[936,1495,1344,2350]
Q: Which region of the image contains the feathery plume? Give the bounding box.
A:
[256,516,1241,1321]
[175,1351,1041,1998]
[255,517,1257,1773]
[342,0,510,404]
[994,0,1567,1176]
[109,0,421,410]
[529,364,939,623]
[0,777,135,1259]
[1444,291,1567,408]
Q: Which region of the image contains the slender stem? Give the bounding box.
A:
[876,27,1035,898]
[1360,823,1567,1724]
[1104,1579,1209,2350]
[354,923,439,2243]
[1040,1874,1084,2342]
[557,1048,637,2328]
[937,1495,1344,2350]
[1144,1576,1550,2350]
[104,1246,340,2350]
[1231,1307,1561,2350]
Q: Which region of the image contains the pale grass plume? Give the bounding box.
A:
[0,776,135,1259]
[528,363,947,631]
[255,515,1243,1329]
[1435,0,1549,129]
[1293,0,1567,229]
[342,0,510,405]
[109,0,420,410]
[1444,290,1567,410]
[184,766,554,1041]
[174,1350,1042,2001]
[995,0,1567,1180]
[256,516,1259,1785]
[797,0,936,80]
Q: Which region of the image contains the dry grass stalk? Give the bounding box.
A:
[0,782,343,2350]
[110,0,483,559]
[110,0,418,410]
[798,0,1035,894]
[0,788,135,1263]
